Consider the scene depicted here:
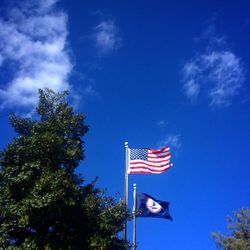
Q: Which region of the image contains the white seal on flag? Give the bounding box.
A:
[146,198,162,213]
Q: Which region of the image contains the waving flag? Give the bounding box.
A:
[136,192,172,220]
[128,146,172,174]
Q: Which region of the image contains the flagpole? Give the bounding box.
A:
[133,183,137,250]
[123,142,129,243]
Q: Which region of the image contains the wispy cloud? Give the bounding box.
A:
[157,134,182,153]
[0,0,72,111]
[93,20,121,55]
[156,120,168,127]
[182,25,245,107]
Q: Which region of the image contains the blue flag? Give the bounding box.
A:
[136,193,172,221]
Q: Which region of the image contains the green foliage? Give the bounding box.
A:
[212,208,250,250]
[0,89,129,249]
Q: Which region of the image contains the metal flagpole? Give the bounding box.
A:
[123,142,129,243]
[133,183,137,250]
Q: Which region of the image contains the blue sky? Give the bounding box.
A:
[0,0,250,249]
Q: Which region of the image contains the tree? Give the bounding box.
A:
[0,89,129,250]
[212,208,250,250]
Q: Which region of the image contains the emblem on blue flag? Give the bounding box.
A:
[136,193,172,220]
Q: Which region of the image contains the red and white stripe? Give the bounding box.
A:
[128,146,172,174]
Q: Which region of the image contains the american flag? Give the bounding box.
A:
[128,146,172,174]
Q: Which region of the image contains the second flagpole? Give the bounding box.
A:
[133,183,137,250]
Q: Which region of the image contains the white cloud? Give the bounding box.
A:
[157,134,182,153]
[157,120,168,127]
[0,0,72,111]
[183,79,200,99]
[182,30,245,107]
[93,20,121,55]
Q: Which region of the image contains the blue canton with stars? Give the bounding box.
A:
[130,148,148,161]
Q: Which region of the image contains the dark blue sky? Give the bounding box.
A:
[0,0,250,249]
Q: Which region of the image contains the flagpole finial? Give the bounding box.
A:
[125,142,128,148]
